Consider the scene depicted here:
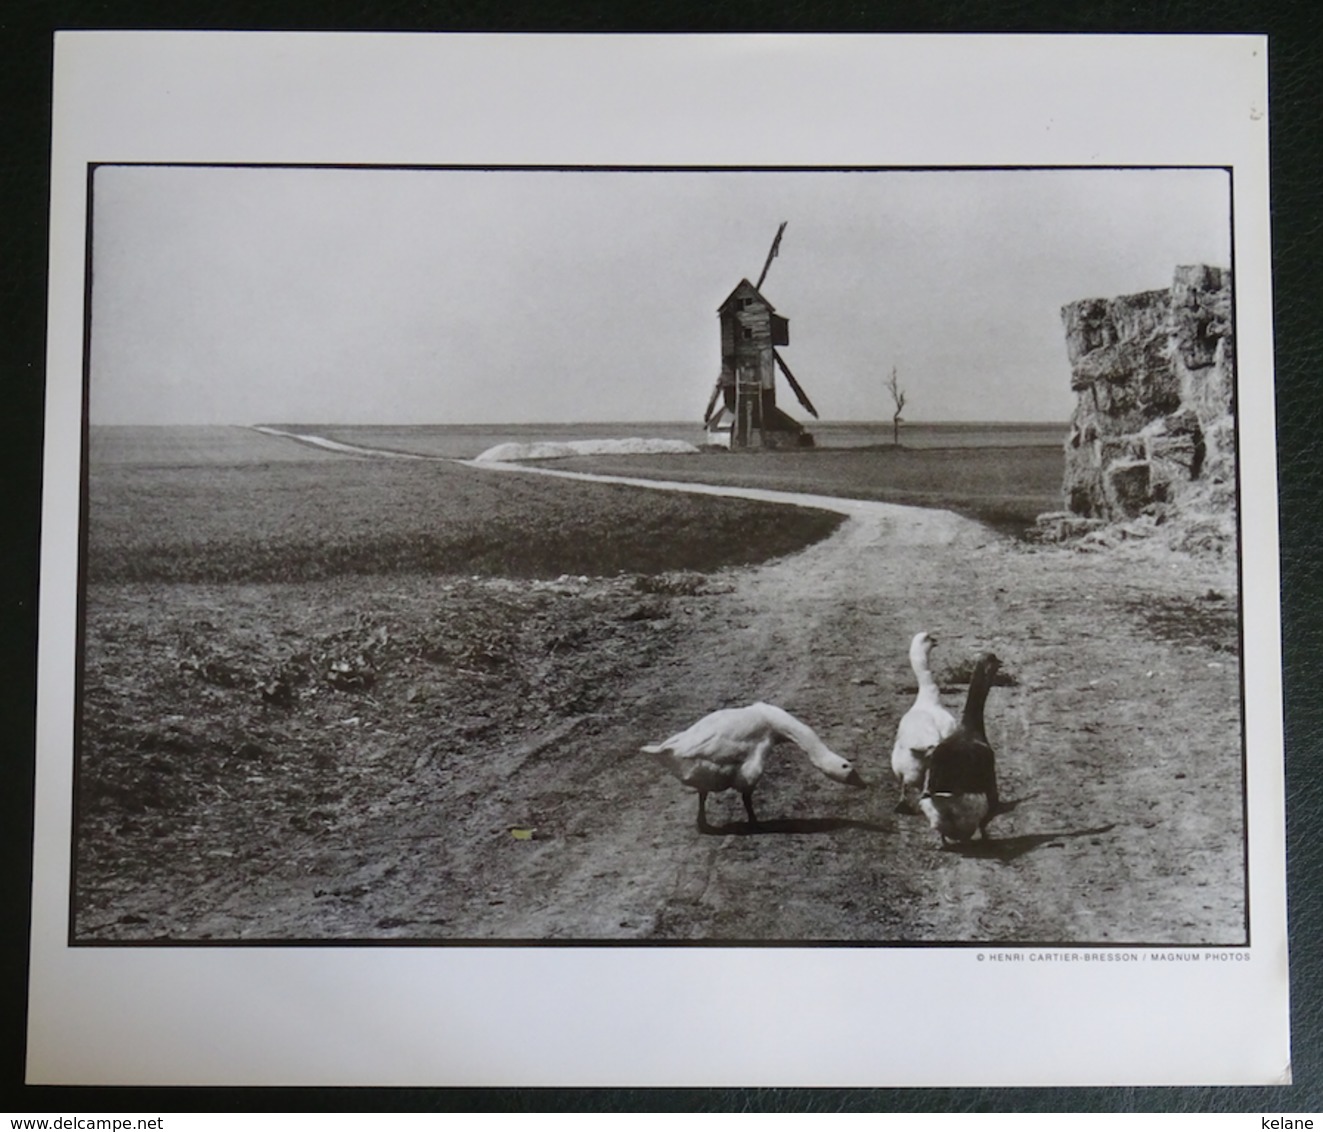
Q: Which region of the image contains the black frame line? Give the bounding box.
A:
[68,160,1250,950]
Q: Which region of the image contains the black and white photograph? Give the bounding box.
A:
[75,163,1243,946]
[28,33,1288,1087]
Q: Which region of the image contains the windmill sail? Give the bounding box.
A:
[774,349,819,419]
[702,380,723,424]
[755,222,787,290]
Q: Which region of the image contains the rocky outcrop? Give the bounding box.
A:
[1042,265,1235,555]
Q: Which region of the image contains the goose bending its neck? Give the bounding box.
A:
[642,701,866,831]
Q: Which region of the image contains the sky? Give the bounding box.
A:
[87,164,1232,426]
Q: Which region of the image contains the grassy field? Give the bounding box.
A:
[86,436,844,585]
[298,422,1068,535]
[554,444,1065,535]
[88,425,350,465]
[86,426,1066,584]
[307,421,1070,459]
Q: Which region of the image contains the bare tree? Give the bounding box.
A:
[886,366,906,445]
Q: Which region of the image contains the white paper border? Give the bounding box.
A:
[30,32,1287,1087]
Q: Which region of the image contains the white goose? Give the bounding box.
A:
[891,631,957,814]
[641,702,866,831]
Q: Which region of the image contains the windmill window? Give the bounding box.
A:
[742,327,753,340]
[739,297,753,309]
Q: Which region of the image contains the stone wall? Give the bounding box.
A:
[1057,264,1235,527]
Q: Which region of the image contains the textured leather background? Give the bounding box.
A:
[1268,11,1323,1109]
[2,2,1320,1115]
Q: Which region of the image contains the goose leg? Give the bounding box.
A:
[697,791,710,833]
[741,790,759,828]
[979,788,996,840]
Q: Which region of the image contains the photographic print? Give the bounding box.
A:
[30,33,1287,1087]
[76,163,1243,947]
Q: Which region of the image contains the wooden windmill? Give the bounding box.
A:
[703,222,819,448]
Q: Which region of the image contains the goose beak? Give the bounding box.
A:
[844,768,867,789]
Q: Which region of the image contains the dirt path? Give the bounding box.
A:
[436,461,1243,943]
[80,449,1245,945]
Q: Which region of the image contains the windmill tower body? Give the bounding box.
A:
[716,280,800,447]
[703,224,818,448]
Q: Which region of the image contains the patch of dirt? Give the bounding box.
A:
[1125,590,1239,653]
[75,475,1244,945]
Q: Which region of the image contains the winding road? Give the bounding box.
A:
[257,429,1246,944]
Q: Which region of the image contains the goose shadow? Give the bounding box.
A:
[701,816,891,836]
[951,822,1118,862]
[992,793,1038,814]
